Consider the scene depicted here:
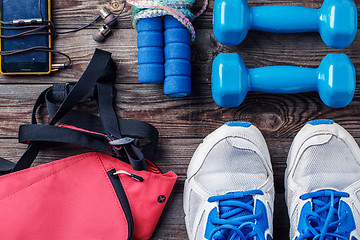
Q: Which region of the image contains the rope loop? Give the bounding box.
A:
[126,0,208,42]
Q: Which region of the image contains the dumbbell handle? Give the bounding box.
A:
[252,6,318,33]
[249,67,316,93]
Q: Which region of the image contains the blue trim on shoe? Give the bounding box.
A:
[307,119,334,126]
[204,190,270,240]
[224,121,252,128]
[297,189,355,240]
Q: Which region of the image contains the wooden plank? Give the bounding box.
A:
[51,0,360,30]
[0,134,359,192]
[0,138,282,179]
[0,84,360,139]
[0,28,359,84]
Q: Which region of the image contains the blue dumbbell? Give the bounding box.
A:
[213,0,357,49]
[164,15,191,97]
[137,17,164,84]
[212,53,356,108]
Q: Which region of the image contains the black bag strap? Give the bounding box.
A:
[0,49,158,173]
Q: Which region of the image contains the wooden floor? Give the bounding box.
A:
[0,0,360,239]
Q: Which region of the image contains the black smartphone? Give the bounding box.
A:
[0,0,51,75]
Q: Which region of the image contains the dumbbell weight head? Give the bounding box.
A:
[212,53,356,108]
[212,53,250,108]
[317,54,356,108]
[213,0,250,45]
[319,0,357,49]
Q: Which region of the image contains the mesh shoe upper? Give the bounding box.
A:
[184,122,274,240]
[294,136,360,192]
[285,120,360,240]
[194,138,268,195]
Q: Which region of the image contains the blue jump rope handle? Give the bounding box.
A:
[137,17,164,84]
[164,15,191,97]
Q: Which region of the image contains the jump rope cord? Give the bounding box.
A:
[126,0,208,43]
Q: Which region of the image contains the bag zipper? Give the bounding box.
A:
[107,169,134,240]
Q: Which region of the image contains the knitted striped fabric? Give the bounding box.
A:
[126,0,208,42]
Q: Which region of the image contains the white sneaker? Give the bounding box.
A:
[285,119,360,239]
[184,122,274,240]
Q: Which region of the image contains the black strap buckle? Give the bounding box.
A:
[109,137,135,146]
[108,137,147,171]
[108,137,139,157]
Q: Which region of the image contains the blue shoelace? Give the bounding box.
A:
[207,190,266,240]
[298,189,350,240]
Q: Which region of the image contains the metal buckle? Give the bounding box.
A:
[108,137,135,146]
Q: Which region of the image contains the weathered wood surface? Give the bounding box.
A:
[2,84,360,139]
[1,29,360,84]
[51,0,360,29]
[0,0,359,239]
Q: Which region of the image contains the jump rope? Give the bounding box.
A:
[0,0,208,70]
[130,0,208,97]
